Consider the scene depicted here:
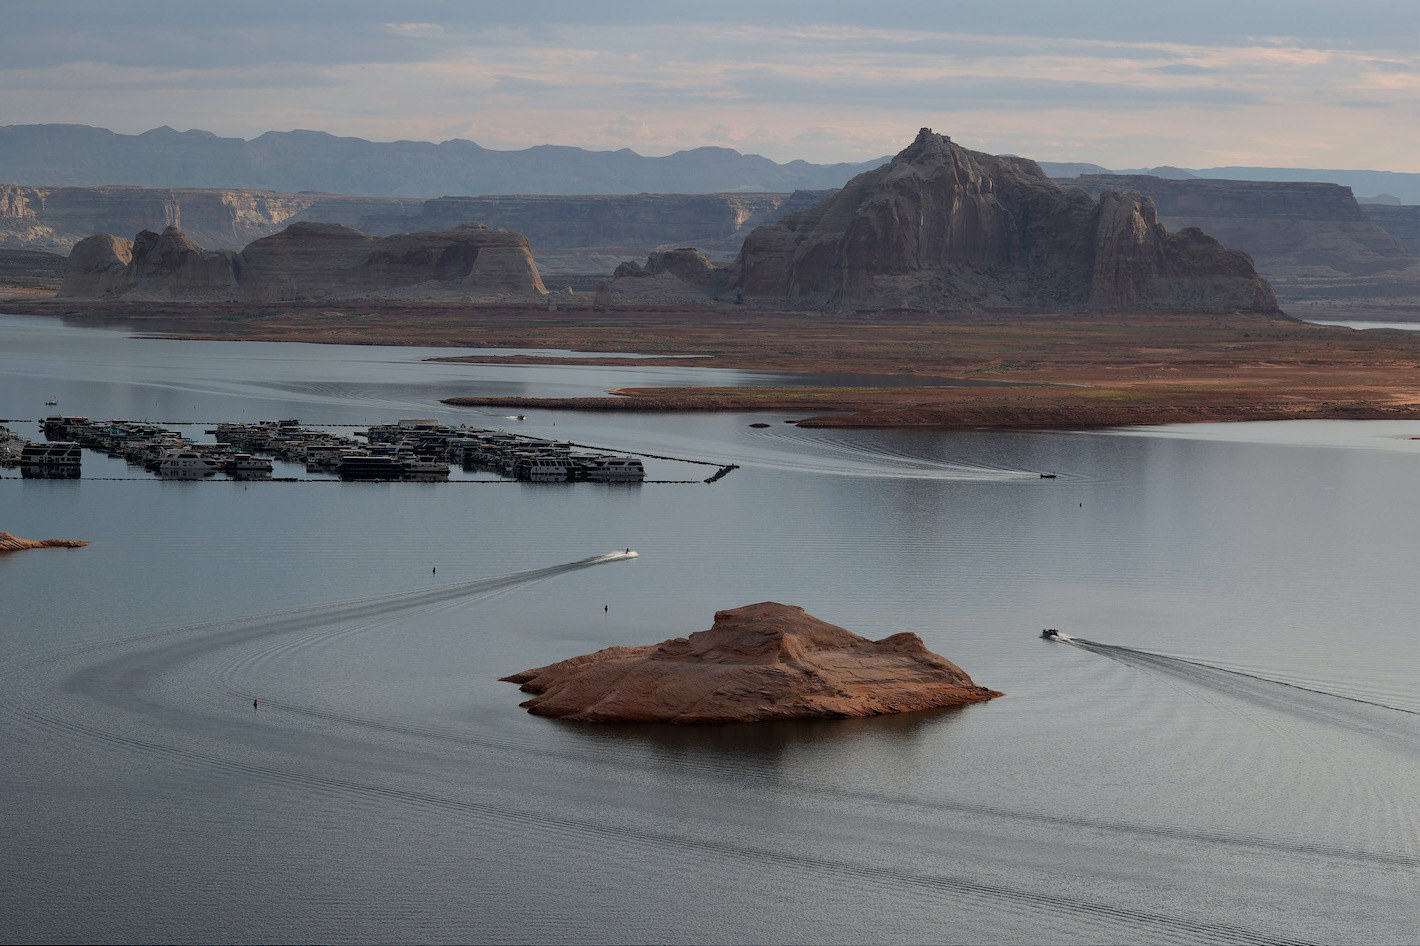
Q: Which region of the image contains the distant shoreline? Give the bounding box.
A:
[7,299,1420,429]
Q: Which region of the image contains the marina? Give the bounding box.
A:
[22,415,734,484]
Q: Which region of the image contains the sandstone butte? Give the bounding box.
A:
[502,602,1001,724]
[0,531,87,552]
[609,127,1281,313]
[728,128,1280,312]
[59,221,547,302]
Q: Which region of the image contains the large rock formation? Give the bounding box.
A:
[60,221,547,301]
[502,602,1000,724]
[733,128,1278,312]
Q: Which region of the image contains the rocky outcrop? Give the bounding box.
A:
[62,227,239,298]
[501,601,1001,723]
[59,234,134,296]
[1058,175,1413,279]
[734,128,1277,312]
[60,222,547,301]
[0,532,87,552]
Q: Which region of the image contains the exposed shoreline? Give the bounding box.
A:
[8,298,1420,429]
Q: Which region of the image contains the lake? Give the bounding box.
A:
[1,313,1416,944]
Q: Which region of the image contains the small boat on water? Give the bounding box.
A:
[1040,472,1057,478]
[1040,628,1063,640]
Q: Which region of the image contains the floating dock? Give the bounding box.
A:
[33,415,671,484]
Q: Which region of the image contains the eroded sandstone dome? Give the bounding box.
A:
[502,602,1001,724]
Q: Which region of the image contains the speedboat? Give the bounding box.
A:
[1040,628,1062,639]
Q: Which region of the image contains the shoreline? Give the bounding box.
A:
[8,298,1420,429]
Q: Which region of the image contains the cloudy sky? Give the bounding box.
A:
[4,1,1417,170]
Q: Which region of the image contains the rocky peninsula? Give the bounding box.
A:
[0,532,87,552]
[502,602,1000,723]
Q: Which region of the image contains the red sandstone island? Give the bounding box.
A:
[502,602,1001,724]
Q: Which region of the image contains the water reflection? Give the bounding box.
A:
[555,703,975,764]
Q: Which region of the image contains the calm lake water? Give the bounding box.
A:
[2,313,1417,944]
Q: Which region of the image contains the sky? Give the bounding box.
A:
[3,1,1417,170]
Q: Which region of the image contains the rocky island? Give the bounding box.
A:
[0,532,87,552]
[502,602,1000,723]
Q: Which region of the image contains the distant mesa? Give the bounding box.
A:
[501,601,1001,724]
[59,221,547,302]
[0,531,87,552]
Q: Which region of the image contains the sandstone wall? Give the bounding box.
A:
[1056,175,1412,278]
[60,222,546,301]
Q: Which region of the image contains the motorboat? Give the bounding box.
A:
[1040,628,1063,640]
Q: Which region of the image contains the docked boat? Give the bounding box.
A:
[521,458,570,482]
[228,453,273,479]
[585,457,646,483]
[400,457,450,481]
[19,441,81,478]
[157,449,220,478]
[338,453,403,481]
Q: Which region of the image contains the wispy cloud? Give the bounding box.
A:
[0,7,1415,171]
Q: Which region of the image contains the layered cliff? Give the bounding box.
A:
[1057,175,1413,279]
[502,602,1000,724]
[734,129,1278,312]
[60,222,547,301]
[0,184,418,253]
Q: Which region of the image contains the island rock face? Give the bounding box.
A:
[60,221,547,301]
[0,532,87,551]
[734,128,1278,312]
[502,602,1001,723]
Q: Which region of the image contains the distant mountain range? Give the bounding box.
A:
[0,125,888,197]
[2,124,1415,202]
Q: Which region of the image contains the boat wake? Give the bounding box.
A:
[1059,635,1420,753]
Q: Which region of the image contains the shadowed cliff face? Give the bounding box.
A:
[1060,175,1413,278]
[734,129,1278,312]
[60,221,547,301]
